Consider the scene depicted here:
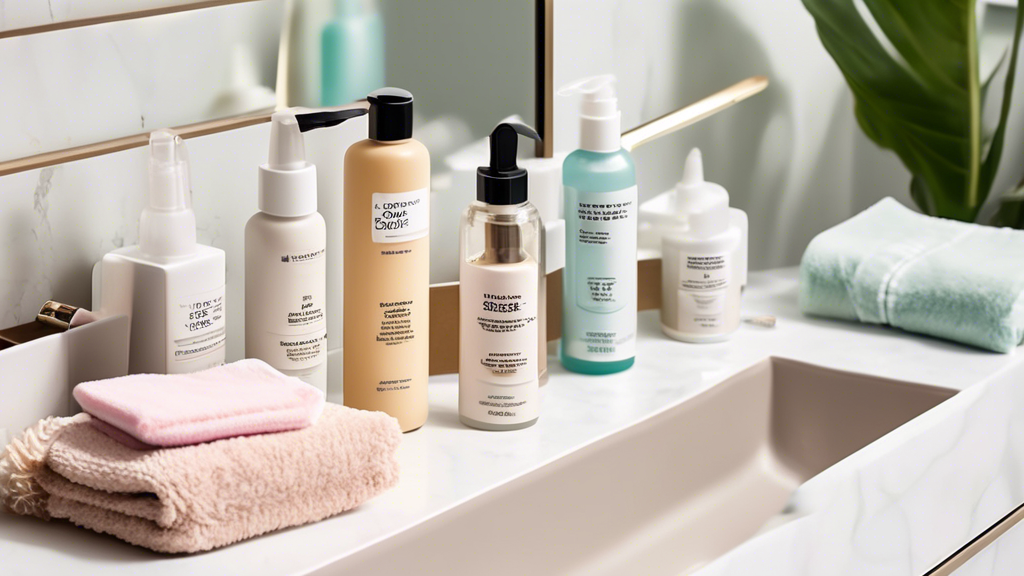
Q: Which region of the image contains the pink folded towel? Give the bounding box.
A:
[73,359,325,447]
[4,404,401,553]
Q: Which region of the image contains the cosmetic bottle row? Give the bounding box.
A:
[89,79,747,435]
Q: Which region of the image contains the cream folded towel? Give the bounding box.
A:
[4,404,400,553]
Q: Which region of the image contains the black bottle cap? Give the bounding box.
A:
[477,122,542,205]
[367,87,414,141]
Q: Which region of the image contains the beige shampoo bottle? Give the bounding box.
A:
[344,88,430,432]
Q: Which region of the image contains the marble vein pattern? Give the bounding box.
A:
[0,0,283,162]
[694,359,1024,575]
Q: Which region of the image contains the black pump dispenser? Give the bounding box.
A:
[368,87,414,141]
[477,122,542,206]
[295,108,368,133]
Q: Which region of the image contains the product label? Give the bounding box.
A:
[375,300,416,346]
[371,188,429,244]
[172,286,226,364]
[678,252,730,330]
[459,260,539,425]
[564,185,637,362]
[252,247,327,370]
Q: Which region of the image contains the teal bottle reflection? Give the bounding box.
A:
[321,0,385,107]
[561,148,637,374]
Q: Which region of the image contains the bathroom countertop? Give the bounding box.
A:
[2,267,1021,575]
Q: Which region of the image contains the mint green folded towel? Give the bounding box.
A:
[799,198,1024,353]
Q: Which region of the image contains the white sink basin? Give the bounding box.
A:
[325,358,955,575]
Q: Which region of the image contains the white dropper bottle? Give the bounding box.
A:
[661,149,742,342]
[245,110,329,391]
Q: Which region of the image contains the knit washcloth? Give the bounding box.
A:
[1,404,401,553]
[799,198,1024,353]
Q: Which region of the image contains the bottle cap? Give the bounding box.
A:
[141,130,197,257]
[558,75,621,153]
[368,87,414,141]
[477,122,542,206]
[259,108,368,217]
[676,148,730,237]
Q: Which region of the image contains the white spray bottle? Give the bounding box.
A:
[96,131,227,374]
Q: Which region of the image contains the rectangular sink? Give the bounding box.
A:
[327,358,955,575]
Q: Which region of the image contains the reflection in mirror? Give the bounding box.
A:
[279,0,536,283]
[0,0,283,162]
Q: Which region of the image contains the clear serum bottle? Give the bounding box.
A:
[560,75,638,375]
[459,123,544,430]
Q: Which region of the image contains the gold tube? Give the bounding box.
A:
[620,76,770,152]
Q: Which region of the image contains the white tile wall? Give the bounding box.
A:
[0,0,257,33]
[0,0,283,161]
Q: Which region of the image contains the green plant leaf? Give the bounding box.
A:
[801,0,1024,222]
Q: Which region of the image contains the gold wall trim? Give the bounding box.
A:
[0,102,373,178]
[0,0,264,40]
[538,0,554,158]
[0,109,273,177]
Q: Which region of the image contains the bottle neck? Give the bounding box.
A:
[482,222,525,264]
[579,112,621,154]
[258,162,318,217]
[370,137,412,146]
[139,207,198,258]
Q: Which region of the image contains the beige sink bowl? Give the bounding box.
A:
[329,358,956,575]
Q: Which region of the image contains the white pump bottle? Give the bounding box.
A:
[245,110,329,391]
[96,131,227,374]
[661,149,742,342]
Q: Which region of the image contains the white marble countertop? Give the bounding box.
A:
[1,267,1020,575]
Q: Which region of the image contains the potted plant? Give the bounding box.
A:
[802,0,1024,226]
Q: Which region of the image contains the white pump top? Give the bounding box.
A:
[558,75,622,153]
[259,110,318,218]
[675,148,730,238]
[140,130,197,257]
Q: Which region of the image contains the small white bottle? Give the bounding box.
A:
[96,131,227,374]
[661,149,742,342]
[459,123,544,430]
[245,111,329,390]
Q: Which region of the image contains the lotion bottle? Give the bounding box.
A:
[560,75,637,374]
[245,109,363,390]
[96,131,226,374]
[661,149,742,342]
[459,123,544,431]
[344,88,430,432]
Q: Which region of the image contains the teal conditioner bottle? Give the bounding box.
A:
[560,75,637,375]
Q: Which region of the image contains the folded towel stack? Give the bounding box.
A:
[800,198,1024,353]
[0,360,402,553]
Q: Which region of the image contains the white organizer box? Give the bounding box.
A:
[0,315,129,444]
